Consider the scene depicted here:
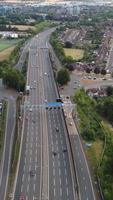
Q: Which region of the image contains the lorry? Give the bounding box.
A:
[26,85,30,95]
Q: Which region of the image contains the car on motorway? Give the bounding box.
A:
[69,122,73,126]
[29,170,35,177]
[52,151,57,156]
[20,194,25,200]
[44,72,47,75]
[63,148,67,153]
[56,127,59,132]
[44,99,47,103]
[29,108,33,112]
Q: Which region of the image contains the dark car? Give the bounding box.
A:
[29,170,35,177]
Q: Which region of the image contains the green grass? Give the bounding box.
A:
[0,101,7,161]
[64,48,84,60]
[0,39,21,52]
[86,140,103,170]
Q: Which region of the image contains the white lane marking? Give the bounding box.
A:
[53,178,55,186]
[21,184,23,192]
[64,160,66,167]
[22,174,24,182]
[56,145,59,151]
[25,157,26,164]
[81,167,83,171]
[59,178,61,185]
[66,177,68,185]
[65,168,67,176]
[60,187,62,196]
[85,186,87,191]
[34,174,36,181]
[27,184,29,192]
[67,187,69,196]
[77,152,79,156]
[35,156,37,163]
[56,140,58,145]
[59,168,61,176]
[31,143,33,149]
[54,188,56,197]
[28,176,30,183]
[30,150,32,156]
[52,146,54,151]
[53,161,55,167]
[34,184,36,192]
[58,154,60,159]
[53,168,55,176]
[36,149,37,155]
[83,177,85,180]
[58,161,60,167]
[30,157,31,163]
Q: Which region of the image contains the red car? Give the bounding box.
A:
[20,194,25,200]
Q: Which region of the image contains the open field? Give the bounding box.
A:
[0,39,20,52]
[0,46,15,61]
[11,25,36,31]
[64,48,84,60]
[0,43,12,52]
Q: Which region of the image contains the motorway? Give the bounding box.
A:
[13,30,76,200]
[0,97,16,200]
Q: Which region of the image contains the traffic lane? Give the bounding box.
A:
[15,108,41,200]
[0,99,16,199]
[41,47,75,199]
[47,110,74,200]
[70,134,95,200]
[22,111,41,199]
[14,47,40,199]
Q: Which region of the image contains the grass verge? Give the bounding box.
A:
[74,88,113,200]
[0,100,7,162]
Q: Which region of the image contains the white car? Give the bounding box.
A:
[69,122,73,126]
[29,108,32,112]
[44,72,47,75]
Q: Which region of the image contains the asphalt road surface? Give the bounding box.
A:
[0,97,16,200]
[13,30,76,200]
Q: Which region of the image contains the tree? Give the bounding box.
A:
[65,41,73,48]
[67,64,75,71]
[106,86,113,96]
[101,69,106,75]
[94,67,100,74]
[57,68,70,85]
[86,68,91,73]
